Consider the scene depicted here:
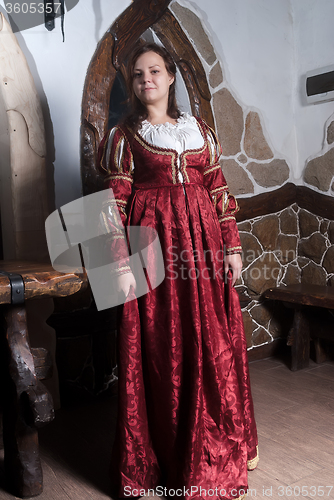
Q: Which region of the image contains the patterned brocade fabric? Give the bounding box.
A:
[97,115,258,500]
[98,114,242,256]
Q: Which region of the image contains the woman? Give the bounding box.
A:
[98,42,258,500]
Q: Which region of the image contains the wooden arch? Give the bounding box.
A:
[80,0,214,195]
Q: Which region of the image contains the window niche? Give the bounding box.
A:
[108,71,128,130]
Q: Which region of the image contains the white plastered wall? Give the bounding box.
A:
[291,0,334,182]
[0,0,333,207]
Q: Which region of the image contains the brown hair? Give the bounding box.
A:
[122,42,181,131]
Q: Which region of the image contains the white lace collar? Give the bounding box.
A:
[139,113,197,134]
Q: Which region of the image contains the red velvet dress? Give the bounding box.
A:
[98,116,258,500]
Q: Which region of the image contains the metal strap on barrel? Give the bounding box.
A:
[0,271,25,305]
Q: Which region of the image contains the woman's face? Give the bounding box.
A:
[132,51,174,108]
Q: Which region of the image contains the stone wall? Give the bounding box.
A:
[237,206,334,351]
[304,115,334,195]
[170,1,291,196]
[171,1,334,354]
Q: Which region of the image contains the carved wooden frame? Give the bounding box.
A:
[80,0,214,195]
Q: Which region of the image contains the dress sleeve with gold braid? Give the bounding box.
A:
[202,122,242,255]
[98,126,134,276]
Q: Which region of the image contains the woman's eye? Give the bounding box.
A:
[134,73,141,78]
[152,70,159,74]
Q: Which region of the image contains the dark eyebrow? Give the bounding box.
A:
[134,64,161,71]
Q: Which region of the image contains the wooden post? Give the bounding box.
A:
[289,308,310,371]
[1,304,54,497]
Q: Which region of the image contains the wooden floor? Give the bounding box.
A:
[1,355,334,500]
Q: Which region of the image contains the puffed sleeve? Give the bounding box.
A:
[202,122,242,255]
[97,126,134,276]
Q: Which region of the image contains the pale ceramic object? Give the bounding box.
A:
[0,12,49,261]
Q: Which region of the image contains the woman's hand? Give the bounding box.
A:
[117,272,136,299]
[224,253,243,286]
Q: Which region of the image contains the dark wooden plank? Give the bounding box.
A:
[2,357,333,498]
[236,183,297,222]
[0,261,87,305]
[263,284,334,309]
[1,305,54,497]
[236,183,334,223]
[290,309,310,371]
[32,348,53,381]
[313,338,328,364]
[81,34,116,195]
[297,185,334,220]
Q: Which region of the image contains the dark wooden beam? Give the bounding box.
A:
[296,185,334,220]
[263,284,334,310]
[236,183,334,222]
[1,305,54,497]
[236,183,296,222]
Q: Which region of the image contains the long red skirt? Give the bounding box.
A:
[111,184,258,500]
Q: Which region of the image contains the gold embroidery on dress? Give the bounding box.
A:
[109,233,126,242]
[181,118,208,182]
[102,197,128,222]
[100,211,110,233]
[218,215,236,223]
[106,173,134,184]
[101,204,128,230]
[119,207,127,219]
[204,164,220,176]
[221,192,229,215]
[134,132,178,184]
[207,124,223,158]
[109,265,132,276]
[172,157,177,185]
[226,245,242,252]
[115,199,127,206]
[210,186,228,196]
[114,137,124,173]
[181,143,207,183]
[229,196,240,216]
[208,131,213,165]
[124,134,135,175]
[180,155,190,183]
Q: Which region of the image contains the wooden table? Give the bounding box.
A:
[0,261,87,498]
[263,284,334,371]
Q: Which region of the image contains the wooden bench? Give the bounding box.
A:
[263,284,334,371]
[0,261,87,498]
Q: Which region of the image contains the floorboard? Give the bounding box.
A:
[0,356,333,499]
